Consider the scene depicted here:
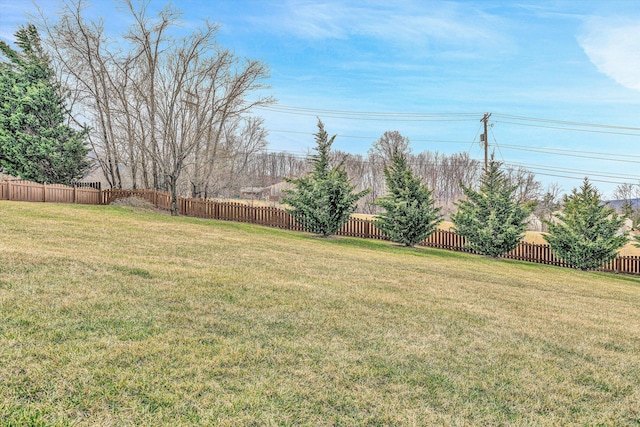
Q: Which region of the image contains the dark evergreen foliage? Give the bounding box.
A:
[283,119,369,237]
[0,24,90,184]
[451,158,535,257]
[545,178,628,270]
[374,149,442,246]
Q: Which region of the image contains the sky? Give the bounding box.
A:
[1,0,640,198]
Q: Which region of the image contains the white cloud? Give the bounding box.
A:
[255,0,511,52]
[579,16,640,91]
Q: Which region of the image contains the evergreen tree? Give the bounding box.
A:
[544,178,628,270]
[283,119,369,237]
[451,157,535,257]
[374,149,442,246]
[0,24,90,185]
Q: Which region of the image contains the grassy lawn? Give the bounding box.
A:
[1,201,639,426]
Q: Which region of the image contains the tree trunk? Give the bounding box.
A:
[169,175,179,216]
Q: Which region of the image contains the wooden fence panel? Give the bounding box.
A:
[0,181,102,204]
[173,195,303,230]
[45,183,74,203]
[10,181,43,202]
[421,230,469,251]
[75,187,101,205]
[601,256,640,275]
[338,218,388,240]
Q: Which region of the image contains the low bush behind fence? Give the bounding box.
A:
[2,180,638,275]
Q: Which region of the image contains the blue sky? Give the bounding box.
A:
[2,0,640,197]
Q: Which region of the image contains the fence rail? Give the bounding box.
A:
[2,180,639,275]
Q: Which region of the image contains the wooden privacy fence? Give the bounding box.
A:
[178,197,306,231]
[0,180,100,205]
[2,180,639,275]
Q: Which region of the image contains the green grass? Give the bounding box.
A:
[1,201,640,426]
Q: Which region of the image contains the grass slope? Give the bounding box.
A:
[1,201,639,426]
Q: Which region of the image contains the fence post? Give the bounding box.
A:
[43,183,47,203]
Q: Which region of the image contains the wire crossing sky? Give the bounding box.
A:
[1,0,640,197]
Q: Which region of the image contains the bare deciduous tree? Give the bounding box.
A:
[368,130,411,165]
[504,165,542,203]
[37,0,273,214]
[535,183,563,232]
[194,117,269,198]
[613,182,640,202]
[613,182,640,227]
[412,151,482,217]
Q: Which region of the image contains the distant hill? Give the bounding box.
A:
[607,198,640,210]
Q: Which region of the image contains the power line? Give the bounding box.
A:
[269,129,474,144]
[510,170,630,186]
[269,128,638,162]
[498,144,640,164]
[489,124,639,181]
[498,143,640,159]
[260,104,640,135]
[259,107,479,122]
[502,160,640,181]
[493,113,640,131]
[494,120,640,137]
[259,104,483,118]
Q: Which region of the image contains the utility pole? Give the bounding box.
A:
[480,113,492,171]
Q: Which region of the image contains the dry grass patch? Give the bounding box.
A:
[620,241,640,256]
[0,201,639,426]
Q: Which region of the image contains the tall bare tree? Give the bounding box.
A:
[368,130,412,165]
[37,0,273,214]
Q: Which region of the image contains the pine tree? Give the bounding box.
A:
[283,119,369,237]
[0,24,90,185]
[544,178,628,270]
[374,149,442,246]
[451,157,535,257]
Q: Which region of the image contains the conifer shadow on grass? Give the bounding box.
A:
[1,201,640,426]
